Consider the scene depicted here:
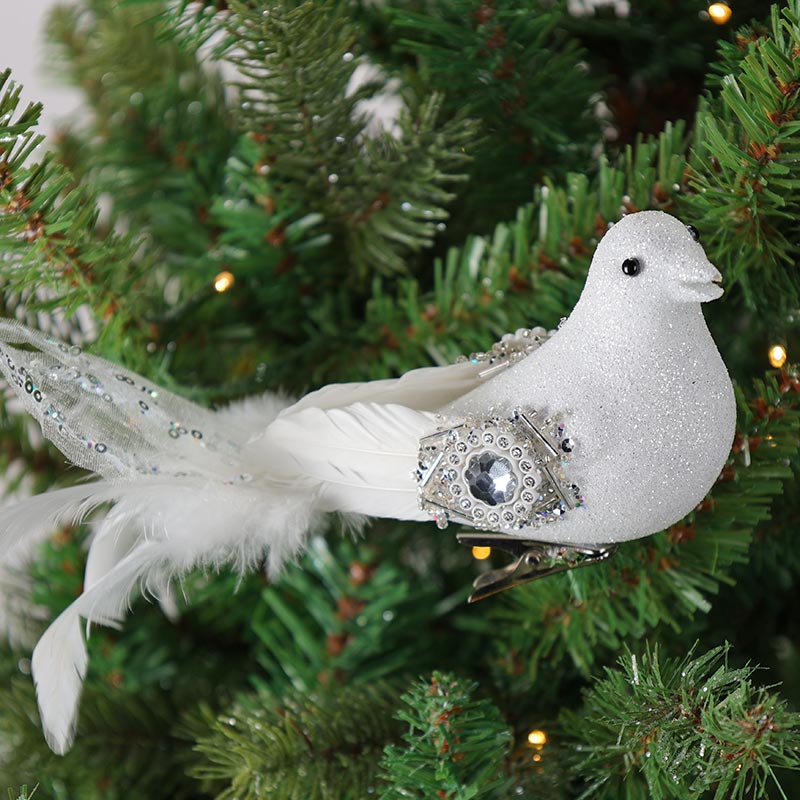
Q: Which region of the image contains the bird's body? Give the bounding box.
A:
[0,209,736,752]
[258,210,735,542]
[446,281,734,542]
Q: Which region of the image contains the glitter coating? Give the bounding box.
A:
[441,210,736,544]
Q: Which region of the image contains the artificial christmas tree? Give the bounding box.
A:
[1,0,800,797]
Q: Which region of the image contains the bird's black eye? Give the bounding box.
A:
[621,257,641,276]
[686,224,700,242]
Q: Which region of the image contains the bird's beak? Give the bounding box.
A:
[677,261,724,303]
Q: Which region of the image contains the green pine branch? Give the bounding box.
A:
[0,70,141,327]
[250,534,454,694]
[379,671,513,800]
[189,681,404,800]
[0,671,200,799]
[47,0,337,391]
[565,643,800,800]
[5,788,37,800]
[144,0,228,54]
[391,0,600,228]
[44,0,479,394]
[685,1,800,312]
[46,0,237,270]
[224,0,468,278]
[162,0,477,279]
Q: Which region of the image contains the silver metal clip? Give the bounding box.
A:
[457,532,617,602]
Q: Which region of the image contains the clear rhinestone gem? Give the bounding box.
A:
[465,453,518,506]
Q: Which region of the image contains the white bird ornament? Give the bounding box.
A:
[0,209,735,753]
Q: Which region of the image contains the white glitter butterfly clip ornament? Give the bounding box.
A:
[0,209,734,754]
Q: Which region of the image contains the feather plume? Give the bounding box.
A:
[0,319,327,750]
[32,540,163,754]
[0,482,121,551]
[0,319,458,751]
[287,360,484,414]
[257,401,437,518]
[29,472,322,751]
[32,607,89,755]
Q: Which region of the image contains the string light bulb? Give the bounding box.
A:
[527,729,547,747]
[708,2,732,24]
[472,546,491,560]
[214,271,235,293]
[768,343,788,368]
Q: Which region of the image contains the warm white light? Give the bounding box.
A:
[214,271,235,293]
[472,546,491,561]
[708,3,732,24]
[768,344,787,369]
[527,729,547,747]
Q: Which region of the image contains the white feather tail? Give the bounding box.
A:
[0,320,447,751]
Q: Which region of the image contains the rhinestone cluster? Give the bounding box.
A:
[457,327,552,377]
[415,409,582,531]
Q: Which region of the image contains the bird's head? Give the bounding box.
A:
[584,210,723,306]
